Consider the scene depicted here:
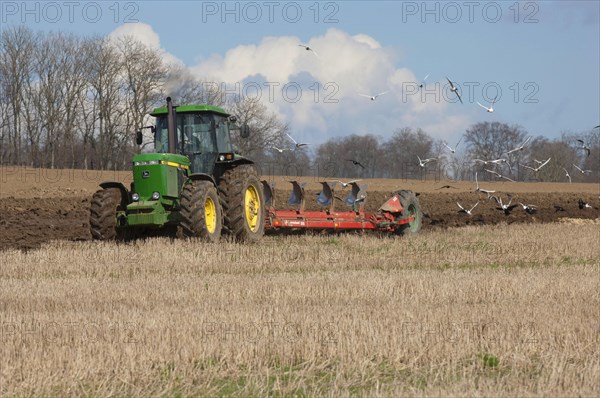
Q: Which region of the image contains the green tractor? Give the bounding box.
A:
[89,97,265,243]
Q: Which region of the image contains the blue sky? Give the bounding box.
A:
[2,1,599,146]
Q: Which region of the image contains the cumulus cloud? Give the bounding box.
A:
[108,22,183,67]
[108,25,473,145]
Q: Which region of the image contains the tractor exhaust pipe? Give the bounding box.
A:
[166,97,177,153]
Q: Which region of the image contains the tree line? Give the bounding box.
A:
[1,27,597,183]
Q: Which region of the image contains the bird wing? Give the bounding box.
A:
[485,169,500,177]
[423,73,430,82]
[286,133,298,145]
[376,91,389,98]
[455,136,463,148]
[594,125,600,129]
[477,102,488,110]
[521,136,532,146]
[297,44,307,48]
[584,148,590,157]
[491,96,498,106]
[470,202,480,211]
[446,76,454,87]
[539,158,551,169]
[443,142,453,151]
[520,164,536,171]
[311,49,319,57]
[455,91,463,104]
[456,202,465,211]
[573,164,583,172]
[358,93,372,98]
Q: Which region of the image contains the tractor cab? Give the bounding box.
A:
[149,104,240,175]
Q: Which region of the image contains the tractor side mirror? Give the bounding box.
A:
[240,124,250,139]
[135,130,143,145]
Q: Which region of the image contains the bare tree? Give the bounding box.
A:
[464,122,529,178]
[0,27,37,164]
[382,127,435,179]
[116,36,169,155]
[227,97,289,161]
[314,134,381,179]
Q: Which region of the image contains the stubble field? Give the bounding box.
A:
[0,167,599,396]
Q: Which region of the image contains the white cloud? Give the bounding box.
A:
[108,25,473,145]
[108,23,183,67]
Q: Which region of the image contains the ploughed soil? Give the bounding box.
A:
[1,183,598,251]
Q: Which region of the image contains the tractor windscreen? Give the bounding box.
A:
[154,113,233,174]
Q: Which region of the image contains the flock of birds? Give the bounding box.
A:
[453,171,596,218]
[416,130,595,184]
[276,45,598,185]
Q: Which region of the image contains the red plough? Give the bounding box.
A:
[261,180,423,235]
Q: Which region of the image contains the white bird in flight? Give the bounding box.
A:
[286,133,309,149]
[298,44,318,57]
[417,155,437,168]
[457,201,479,216]
[562,167,572,183]
[272,146,288,153]
[446,76,463,104]
[517,202,537,215]
[331,179,362,189]
[520,157,551,173]
[576,139,591,157]
[443,137,463,154]
[474,172,496,198]
[477,96,497,113]
[359,91,388,101]
[573,164,592,175]
[485,169,515,182]
[506,136,532,154]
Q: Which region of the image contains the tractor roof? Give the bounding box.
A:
[150,104,230,117]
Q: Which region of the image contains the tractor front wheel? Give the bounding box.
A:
[180,180,223,242]
[90,188,126,240]
[219,165,265,243]
[396,190,422,236]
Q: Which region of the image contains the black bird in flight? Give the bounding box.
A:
[346,159,366,169]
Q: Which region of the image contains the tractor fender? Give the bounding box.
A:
[99,181,130,209]
[187,173,216,186]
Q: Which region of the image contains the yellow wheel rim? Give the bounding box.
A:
[204,196,217,234]
[244,185,260,232]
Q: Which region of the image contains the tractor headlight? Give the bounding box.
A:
[151,191,160,200]
[131,193,140,201]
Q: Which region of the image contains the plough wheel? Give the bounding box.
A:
[396,190,422,236]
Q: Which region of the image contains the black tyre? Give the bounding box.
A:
[90,188,125,240]
[218,164,265,242]
[396,190,422,236]
[180,180,222,242]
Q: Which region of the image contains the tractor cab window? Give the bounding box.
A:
[181,114,216,155]
[154,117,170,153]
[215,115,233,153]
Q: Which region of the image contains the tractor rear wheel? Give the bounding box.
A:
[218,164,265,242]
[179,180,222,242]
[396,190,422,236]
[90,188,126,240]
